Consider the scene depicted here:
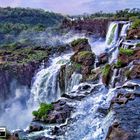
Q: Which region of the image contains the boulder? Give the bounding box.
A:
[71,38,91,52]
[106,122,130,140]
[29,124,43,133]
[98,53,108,65]
[127,28,140,39]
[71,51,95,66]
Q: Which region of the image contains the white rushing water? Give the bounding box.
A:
[31,53,72,104]
[105,22,119,49]
[61,85,116,140]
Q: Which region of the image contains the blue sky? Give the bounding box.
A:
[0,0,140,15]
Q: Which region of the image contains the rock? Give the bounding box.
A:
[127,28,140,39]
[111,93,135,105]
[82,66,91,75]
[106,122,130,140]
[39,100,72,124]
[98,53,108,65]
[61,18,110,37]
[128,65,140,79]
[71,38,91,52]
[108,94,140,139]
[35,136,56,140]
[29,124,43,133]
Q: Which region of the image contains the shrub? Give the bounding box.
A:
[125,70,131,78]
[102,64,111,77]
[120,48,134,56]
[136,43,140,47]
[78,51,93,59]
[32,103,53,119]
[71,38,88,47]
[131,19,140,29]
[115,60,123,68]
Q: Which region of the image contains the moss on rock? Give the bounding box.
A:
[120,48,134,56]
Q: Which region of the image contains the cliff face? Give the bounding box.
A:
[0,58,46,102]
[61,18,111,37]
[0,45,70,102]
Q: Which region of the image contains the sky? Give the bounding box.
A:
[0,0,140,15]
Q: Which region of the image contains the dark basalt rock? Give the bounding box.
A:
[111,93,135,106]
[127,28,140,39]
[35,136,56,140]
[106,122,131,140]
[108,92,140,140]
[37,100,73,124]
[61,18,110,37]
[98,53,108,65]
[29,124,43,133]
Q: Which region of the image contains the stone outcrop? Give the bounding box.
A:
[61,18,110,37]
[33,100,72,124]
[70,38,96,80]
[127,28,140,39]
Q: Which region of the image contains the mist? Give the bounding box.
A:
[0,83,35,130]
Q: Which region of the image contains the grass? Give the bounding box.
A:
[102,64,111,77]
[131,19,140,29]
[71,38,88,47]
[136,43,140,47]
[0,47,48,67]
[78,51,93,59]
[32,103,53,119]
[115,60,123,68]
[120,48,134,56]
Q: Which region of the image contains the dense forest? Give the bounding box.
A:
[0,7,64,46]
[0,7,140,48]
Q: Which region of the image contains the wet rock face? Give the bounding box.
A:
[127,28,140,39]
[71,38,91,52]
[106,122,131,140]
[61,18,110,37]
[0,62,41,102]
[70,38,96,80]
[128,65,140,79]
[107,92,140,140]
[98,53,108,65]
[29,124,43,133]
[35,136,56,140]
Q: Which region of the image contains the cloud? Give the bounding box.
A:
[0,0,140,15]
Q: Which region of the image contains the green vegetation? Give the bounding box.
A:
[115,60,123,68]
[72,8,140,20]
[32,103,53,119]
[0,7,64,46]
[107,24,117,45]
[125,70,131,78]
[136,43,140,47]
[0,46,48,67]
[71,38,88,47]
[102,64,111,77]
[78,51,93,59]
[120,48,134,56]
[131,19,140,29]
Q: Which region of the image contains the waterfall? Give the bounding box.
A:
[120,23,130,37]
[31,54,72,104]
[67,72,82,92]
[105,22,119,49]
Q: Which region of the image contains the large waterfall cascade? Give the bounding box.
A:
[0,21,131,139]
[24,21,131,140]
